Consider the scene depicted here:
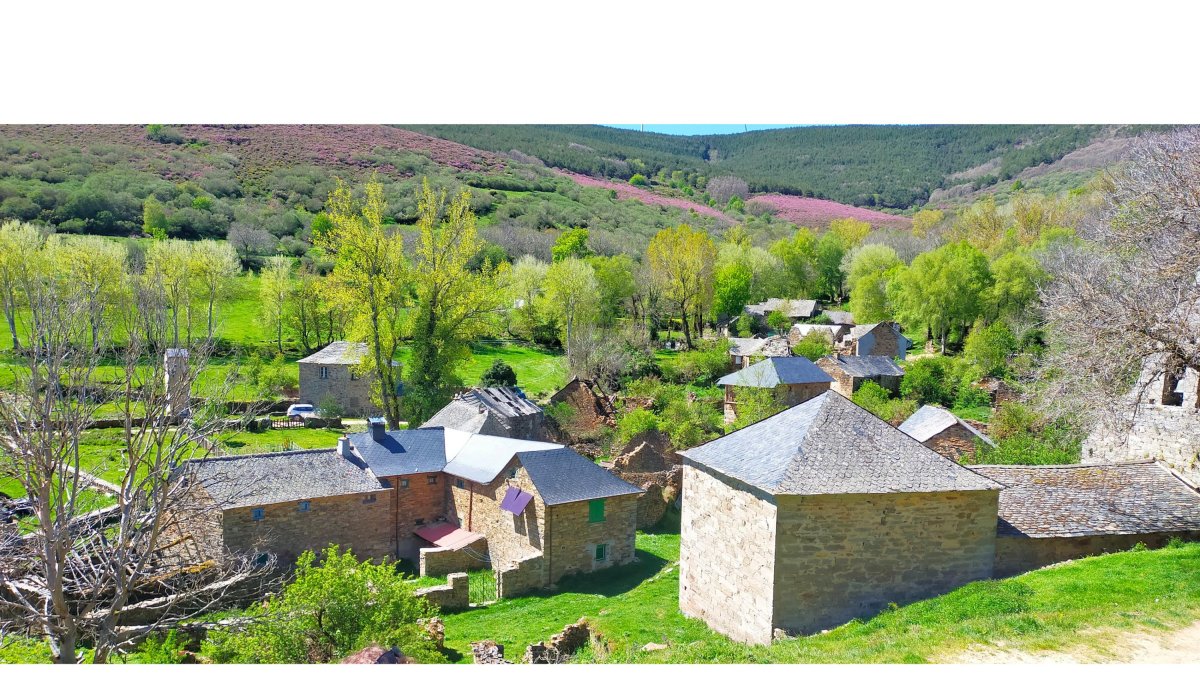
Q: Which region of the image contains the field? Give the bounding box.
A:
[438,527,1200,664]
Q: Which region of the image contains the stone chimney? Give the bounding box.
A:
[337,435,353,460]
[164,348,190,419]
[368,417,387,442]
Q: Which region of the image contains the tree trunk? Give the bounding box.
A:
[681,304,693,349]
[207,291,216,342]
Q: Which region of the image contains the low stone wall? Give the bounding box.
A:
[419,537,490,577]
[1084,404,1200,485]
[994,530,1200,577]
[524,618,590,664]
[413,572,469,610]
[497,551,544,599]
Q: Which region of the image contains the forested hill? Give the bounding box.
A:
[399,124,1162,210]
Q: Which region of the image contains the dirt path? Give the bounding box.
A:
[941,620,1200,663]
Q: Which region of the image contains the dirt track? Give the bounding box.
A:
[941,620,1200,664]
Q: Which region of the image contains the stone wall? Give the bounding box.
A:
[925,425,983,463]
[679,463,778,645]
[854,323,904,358]
[772,490,998,637]
[819,360,858,398]
[445,456,545,572]
[413,572,469,610]
[221,488,394,566]
[1083,404,1200,484]
[544,493,639,585]
[994,530,1200,577]
[497,551,545,598]
[420,537,490,577]
[549,379,613,433]
[298,362,378,418]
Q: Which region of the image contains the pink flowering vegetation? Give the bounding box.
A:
[748,194,911,230]
[556,169,736,224]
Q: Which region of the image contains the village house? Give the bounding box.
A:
[787,323,847,347]
[839,321,912,359]
[817,354,905,397]
[1083,352,1200,483]
[824,310,855,328]
[716,356,832,424]
[180,420,641,596]
[422,386,546,441]
[727,335,791,369]
[297,341,380,418]
[745,297,821,322]
[679,392,1003,644]
[899,404,996,462]
[970,462,1200,577]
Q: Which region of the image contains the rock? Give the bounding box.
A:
[772,628,791,641]
[340,645,413,664]
[471,640,511,664]
[641,642,668,652]
[417,616,445,650]
[524,618,590,663]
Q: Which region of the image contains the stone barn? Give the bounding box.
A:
[840,321,912,359]
[818,354,905,398]
[727,335,791,370]
[787,323,846,347]
[297,341,380,417]
[679,392,1002,644]
[970,462,1200,577]
[899,405,996,462]
[423,386,546,441]
[717,356,832,424]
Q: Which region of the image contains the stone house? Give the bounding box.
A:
[297,341,380,418]
[970,462,1200,577]
[787,323,847,347]
[840,321,912,359]
[422,386,546,441]
[727,335,792,369]
[716,356,832,424]
[182,449,394,566]
[1083,352,1200,483]
[678,392,1003,644]
[818,354,905,397]
[898,405,996,462]
[824,310,855,328]
[745,298,821,321]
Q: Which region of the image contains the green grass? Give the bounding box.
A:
[395,341,568,401]
[439,531,1200,664]
[217,427,347,454]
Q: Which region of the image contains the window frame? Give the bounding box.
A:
[456,478,465,489]
[588,498,606,523]
[595,543,607,562]
[298,500,311,512]
[252,508,265,521]
[319,366,329,380]
[400,478,409,488]
[427,475,438,485]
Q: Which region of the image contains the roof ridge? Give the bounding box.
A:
[967,460,1159,469]
[184,447,337,464]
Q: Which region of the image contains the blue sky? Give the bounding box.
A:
[604,124,801,136]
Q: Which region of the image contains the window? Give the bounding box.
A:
[588,499,605,523]
[254,553,270,567]
[252,508,265,521]
[362,494,376,504]
[298,500,310,512]
[400,479,409,488]
[415,518,424,526]
[427,475,438,485]
[595,543,607,562]
[319,366,329,380]
[456,479,465,489]
[508,467,517,479]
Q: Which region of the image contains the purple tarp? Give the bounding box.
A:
[500,486,533,514]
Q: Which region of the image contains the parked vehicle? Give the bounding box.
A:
[285,403,317,421]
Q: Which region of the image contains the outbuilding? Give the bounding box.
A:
[899,404,996,462]
[716,356,832,423]
[818,354,905,397]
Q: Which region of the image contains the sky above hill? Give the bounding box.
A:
[604,124,802,136]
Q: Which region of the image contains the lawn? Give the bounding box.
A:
[439,527,1200,664]
[217,427,347,454]
[396,341,568,401]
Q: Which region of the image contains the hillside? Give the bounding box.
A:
[401,124,1166,210]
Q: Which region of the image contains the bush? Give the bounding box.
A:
[628,174,648,186]
[135,630,189,664]
[663,339,731,385]
[479,359,518,387]
[765,310,790,334]
[316,395,344,420]
[900,357,955,406]
[735,313,755,337]
[792,332,834,361]
[613,408,660,447]
[988,401,1041,440]
[145,124,185,145]
[963,320,1017,377]
[953,376,993,411]
[852,381,917,424]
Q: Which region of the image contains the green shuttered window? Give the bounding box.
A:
[588,498,605,523]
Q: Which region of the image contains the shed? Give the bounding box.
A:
[423,387,546,441]
[818,354,905,397]
[898,405,996,462]
[716,356,832,423]
[727,335,791,369]
[841,321,912,359]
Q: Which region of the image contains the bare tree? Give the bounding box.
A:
[706,176,749,205]
[0,262,264,663]
[1038,128,1200,431]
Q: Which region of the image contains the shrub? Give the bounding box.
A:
[728,386,787,430]
[963,319,1017,377]
[628,174,648,186]
[316,395,344,420]
[852,381,917,424]
[479,359,518,387]
[953,376,992,411]
[663,339,731,386]
[766,310,790,334]
[135,630,189,664]
[145,124,185,145]
[900,357,955,406]
[735,313,755,337]
[792,332,834,361]
[613,408,660,447]
[989,401,1041,440]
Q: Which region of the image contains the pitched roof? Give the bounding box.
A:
[422,387,542,435]
[745,298,819,318]
[717,356,833,388]
[441,431,563,484]
[825,354,906,378]
[347,427,450,477]
[899,405,996,447]
[516,447,643,505]
[727,336,791,357]
[789,324,842,341]
[681,392,1002,496]
[824,310,855,326]
[970,462,1200,538]
[297,341,368,365]
[185,449,386,509]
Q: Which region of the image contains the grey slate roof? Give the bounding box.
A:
[717,356,833,388]
[970,462,1200,538]
[681,392,1003,496]
[347,428,449,477]
[824,310,855,326]
[298,341,368,365]
[516,448,643,505]
[422,387,542,435]
[745,298,819,318]
[899,405,996,447]
[186,449,386,509]
[827,354,906,378]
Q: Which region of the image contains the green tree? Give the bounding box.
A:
[259,255,293,354]
[791,331,834,361]
[190,239,241,341]
[986,251,1047,322]
[629,173,648,186]
[142,195,167,238]
[890,241,992,352]
[541,257,600,365]
[712,255,753,320]
[646,224,717,349]
[813,231,848,301]
[480,358,517,387]
[589,254,636,326]
[766,309,791,334]
[769,228,818,297]
[829,217,871,248]
[845,244,903,323]
[551,227,592,262]
[0,221,45,350]
[48,235,129,349]
[962,318,1017,377]
[145,239,196,347]
[910,208,945,237]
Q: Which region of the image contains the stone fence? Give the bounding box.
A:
[413,572,469,610]
[496,551,544,599]
[419,538,489,577]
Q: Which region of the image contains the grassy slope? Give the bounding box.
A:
[440,529,1200,664]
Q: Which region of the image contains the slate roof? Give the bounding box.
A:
[681,392,1003,496]
[826,354,906,378]
[422,387,542,435]
[185,449,386,510]
[899,405,996,447]
[717,356,833,388]
[745,298,819,318]
[298,341,368,365]
[824,310,855,326]
[789,324,842,341]
[727,336,791,358]
[970,462,1200,538]
[347,427,450,477]
[516,447,643,505]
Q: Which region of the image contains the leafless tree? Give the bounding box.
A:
[0,263,265,663]
[227,223,279,270]
[705,176,749,205]
[1037,127,1200,432]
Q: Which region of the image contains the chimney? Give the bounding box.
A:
[368,417,387,442]
[337,435,353,460]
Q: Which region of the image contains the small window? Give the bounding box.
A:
[588,499,605,523]
[415,518,424,526]
[508,467,517,479]
[363,494,377,504]
[400,479,409,488]
[254,553,270,567]
[427,475,438,485]
[456,479,465,489]
[298,501,310,512]
[319,366,329,380]
[595,543,607,562]
[252,508,265,521]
